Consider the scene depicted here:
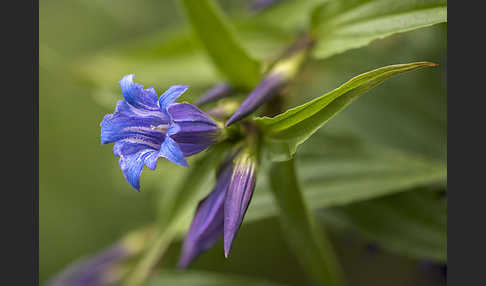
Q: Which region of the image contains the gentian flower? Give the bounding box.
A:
[225,73,285,127]
[100,74,221,190]
[178,148,258,267]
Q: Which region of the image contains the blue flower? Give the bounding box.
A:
[100,74,221,191]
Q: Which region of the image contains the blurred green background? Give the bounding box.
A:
[40,0,446,285]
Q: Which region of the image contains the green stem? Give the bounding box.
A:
[123,223,178,286]
[269,159,346,286]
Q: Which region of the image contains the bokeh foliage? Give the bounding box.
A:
[40,0,446,285]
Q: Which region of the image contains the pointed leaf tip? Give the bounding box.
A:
[255,61,439,161]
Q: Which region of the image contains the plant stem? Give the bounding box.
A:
[269,158,346,286]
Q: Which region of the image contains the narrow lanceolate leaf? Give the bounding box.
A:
[311,0,447,59]
[269,159,345,286]
[179,0,262,88]
[255,62,437,161]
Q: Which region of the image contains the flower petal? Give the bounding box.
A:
[100,100,167,145]
[113,140,161,172]
[168,103,220,156]
[158,136,188,167]
[223,152,257,257]
[119,149,157,191]
[101,99,168,190]
[177,164,233,268]
[119,74,160,111]
[169,103,219,127]
[158,85,189,115]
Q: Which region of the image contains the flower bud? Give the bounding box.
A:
[196,83,233,106]
[223,149,258,257]
[225,73,285,127]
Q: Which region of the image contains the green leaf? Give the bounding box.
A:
[179,0,262,88]
[145,270,287,286]
[168,147,445,243]
[249,0,326,31]
[318,189,447,262]
[246,136,445,222]
[269,159,345,286]
[255,62,437,161]
[311,0,447,59]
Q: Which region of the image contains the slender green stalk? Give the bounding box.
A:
[269,159,346,286]
[123,223,179,286]
[124,145,228,286]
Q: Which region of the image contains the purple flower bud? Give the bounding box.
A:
[223,151,258,257]
[177,162,233,269]
[177,148,258,266]
[196,83,233,106]
[47,244,130,286]
[225,73,285,127]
